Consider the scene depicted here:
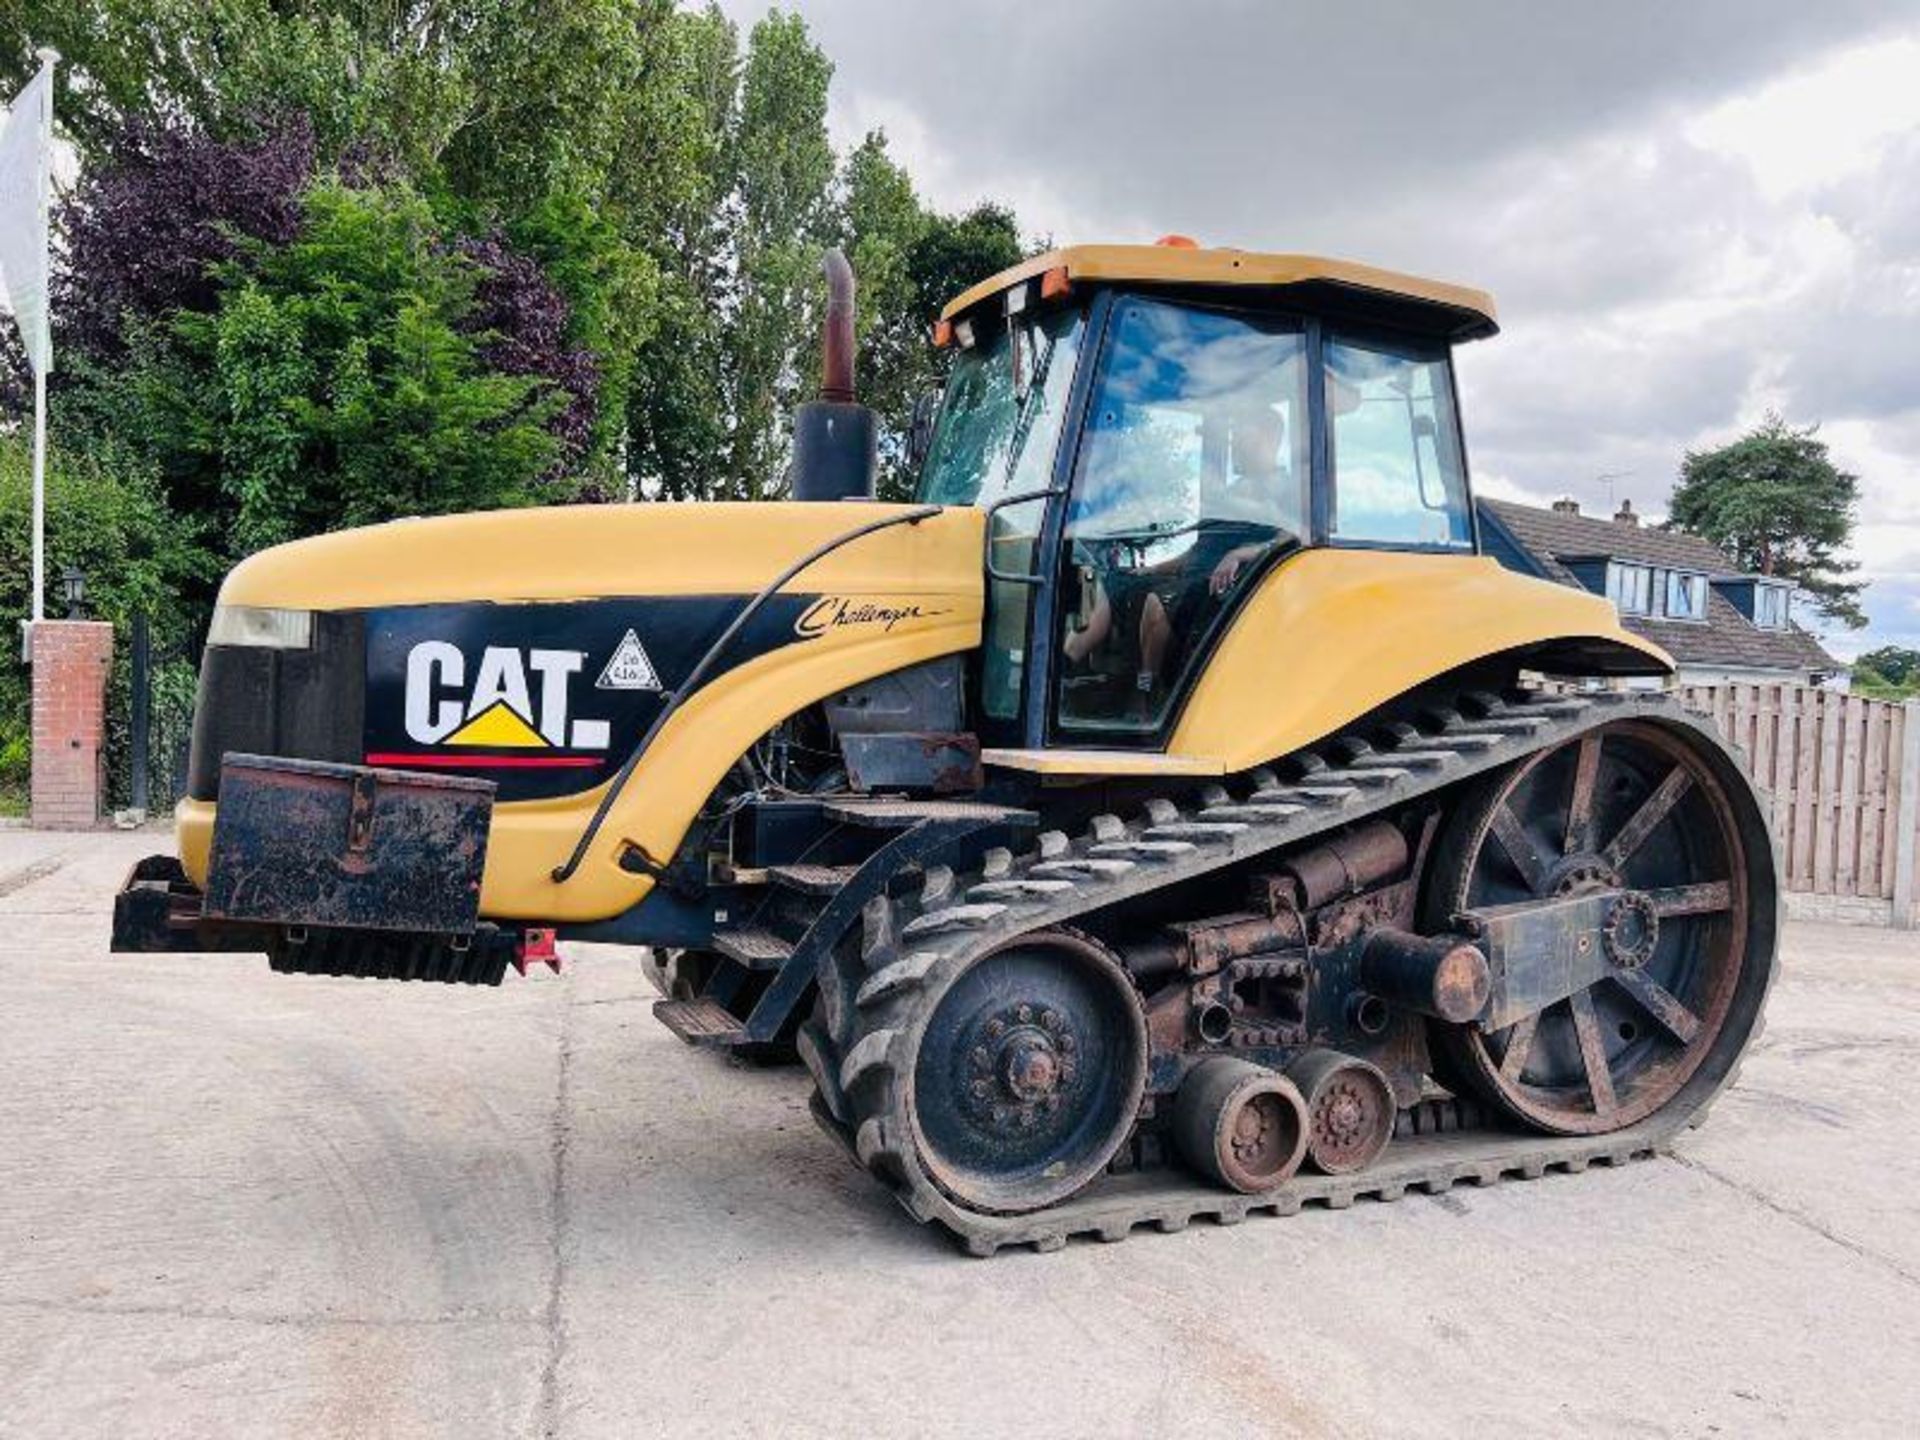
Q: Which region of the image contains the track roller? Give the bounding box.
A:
[1287,1050,1395,1175]
[1173,1057,1310,1193]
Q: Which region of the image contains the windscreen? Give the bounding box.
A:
[917,306,1085,508]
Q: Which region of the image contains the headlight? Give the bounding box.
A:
[207,605,314,650]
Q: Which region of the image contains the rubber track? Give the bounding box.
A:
[801,687,1783,1256]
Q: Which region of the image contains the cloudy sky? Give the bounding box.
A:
[721,0,1920,658]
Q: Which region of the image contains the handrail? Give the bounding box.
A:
[549,504,944,884]
[981,486,1065,585]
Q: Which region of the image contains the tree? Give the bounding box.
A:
[841,132,930,497]
[1857,646,1920,686]
[621,3,746,500]
[8,2,1028,506]
[7,1,672,492]
[623,6,841,501]
[721,10,837,497]
[459,231,602,472]
[1853,645,1920,698]
[2,2,651,181]
[56,115,317,364]
[907,202,1025,331]
[2,1,471,168]
[137,179,568,557]
[46,113,610,554]
[1667,414,1867,628]
[503,188,660,495]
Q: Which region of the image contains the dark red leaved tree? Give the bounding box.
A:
[56,115,318,363]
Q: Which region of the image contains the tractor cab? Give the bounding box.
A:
[915,242,1500,753]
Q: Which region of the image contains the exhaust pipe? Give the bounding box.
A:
[789,248,877,501]
[820,247,856,403]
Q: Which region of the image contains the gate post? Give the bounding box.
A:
[1894,698,1920,929]
[28,620,115,830]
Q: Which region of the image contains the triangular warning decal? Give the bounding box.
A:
[597,629,662,691]
[446,700,550,748]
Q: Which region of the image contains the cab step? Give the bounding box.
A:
[767,864,859,895]
[711,927,793,970]
[653,998,748,1048]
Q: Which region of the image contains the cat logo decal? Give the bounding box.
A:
[368,641,613,769]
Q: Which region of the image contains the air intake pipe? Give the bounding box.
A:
[789,248,878,501]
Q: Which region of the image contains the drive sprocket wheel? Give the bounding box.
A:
[1425,718,1776,1135]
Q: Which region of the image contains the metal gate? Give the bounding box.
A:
[109,612,200,817]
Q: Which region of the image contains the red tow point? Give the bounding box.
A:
[514,928,562,976]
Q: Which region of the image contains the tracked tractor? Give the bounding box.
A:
[113,239,1777,1253]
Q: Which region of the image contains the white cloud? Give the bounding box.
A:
[1685,36,1920,201]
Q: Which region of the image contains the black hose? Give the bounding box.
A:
[549,504,945,884]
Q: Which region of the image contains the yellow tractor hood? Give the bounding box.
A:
[218,500,986,609]
[184,501,987,922]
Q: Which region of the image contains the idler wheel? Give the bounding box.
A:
[1286,1049,1395,1175]
[907,930,1146,1214]
[1173,1058,1310,1194]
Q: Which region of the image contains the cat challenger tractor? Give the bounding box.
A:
[113,240,1778,1253]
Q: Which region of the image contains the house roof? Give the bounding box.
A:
[1478,498,1841,677]
[1634,588,1840,674]
[1481,498,1739,576]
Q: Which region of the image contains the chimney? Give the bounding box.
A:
[1614,498,1639,526]
[1551,497,1581,515]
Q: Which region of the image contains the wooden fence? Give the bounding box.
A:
[1677,683,1920,926]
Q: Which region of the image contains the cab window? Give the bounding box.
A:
[1057,298,1308,735]
[1326,335,1471,548]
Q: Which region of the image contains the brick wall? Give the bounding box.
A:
[29,620,114,830]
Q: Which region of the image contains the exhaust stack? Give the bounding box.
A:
[820,247,857,403]
[789,248,877,501]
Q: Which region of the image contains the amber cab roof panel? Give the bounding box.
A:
[940,243,1499,341]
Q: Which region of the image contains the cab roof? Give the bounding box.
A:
[939,242,1499,342]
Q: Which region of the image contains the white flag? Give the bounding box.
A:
[0,64,53,375]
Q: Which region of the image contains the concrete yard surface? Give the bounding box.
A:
[2,829,1918,1439]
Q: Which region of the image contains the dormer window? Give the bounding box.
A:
[1664,570,1708,621]
[1606,562,1650,615]
[1754,583,1792,630]
[1606,562,1707,621]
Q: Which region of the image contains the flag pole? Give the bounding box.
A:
[27,47,56,627]
[31,363,45,624]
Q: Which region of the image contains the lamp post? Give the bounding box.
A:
[61,565,86,620]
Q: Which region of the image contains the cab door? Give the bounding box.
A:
[1050,297,1311,743]
[917,303,1089,747]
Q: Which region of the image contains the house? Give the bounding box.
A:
[1477,496,1841,687]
